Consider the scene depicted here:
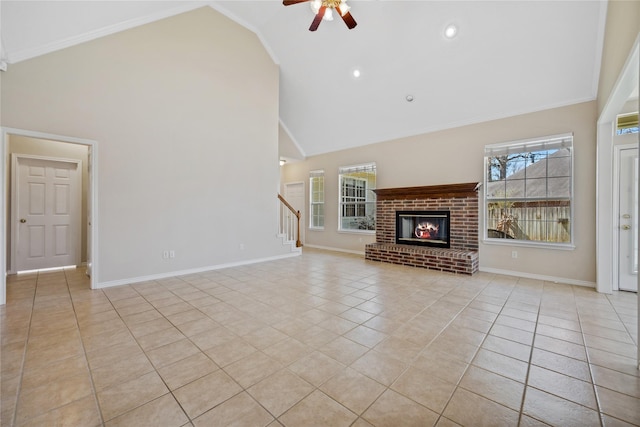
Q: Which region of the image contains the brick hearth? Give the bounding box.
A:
[365,183,480,275]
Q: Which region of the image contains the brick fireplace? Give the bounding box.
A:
[365,183,480,275]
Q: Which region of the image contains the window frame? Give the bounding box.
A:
[483,133,575,250]
[309,170,325,230]
[338,163,376,234]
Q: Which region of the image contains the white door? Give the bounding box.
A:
[13,155,81,271]
[618,145,638,292]
[284,182,305,244]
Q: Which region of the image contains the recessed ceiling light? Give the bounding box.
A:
[444,24,458,39]
[406,95,414,102]
[352,69,361,78]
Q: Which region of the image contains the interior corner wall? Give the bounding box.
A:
[1,7,284,284]
[281,101,597,284]
[597,0,640,115]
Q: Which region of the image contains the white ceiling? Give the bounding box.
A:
[1,1,607,157]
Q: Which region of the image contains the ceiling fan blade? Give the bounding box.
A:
[283,0,310,5]
[338,9,357,29]
[309,5,326,31]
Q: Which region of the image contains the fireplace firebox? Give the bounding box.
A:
[396,210,451,249]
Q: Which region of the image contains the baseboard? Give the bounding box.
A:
[479,267,596,288]
[96,252,301,289]
[303,244,365,256]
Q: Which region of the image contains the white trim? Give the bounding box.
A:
[338,162,377,173]
[96,252,299,289]
[208,3,280,66]
[596,34,640,295]
[10,154,82,273]
[6,3,204,64]
[0,132,6,305]
[1,127,98,306]
[481,239,575,251]
[479,267,596,288]
[304,244,365,256]
[485,132,574,151]
[279,119,306,159]
[337,229,375,236]
[591,0,608,99]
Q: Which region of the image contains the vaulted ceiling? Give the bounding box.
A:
[1,1,606,157]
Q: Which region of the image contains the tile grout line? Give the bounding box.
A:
[131,276,285,425]
[438,277,529,425]
[8,272,38,427]
[577,289,612,427]
[65,267,107,427]
[605,293,638,348]
[114,279,195,424]
[515,282,544,427]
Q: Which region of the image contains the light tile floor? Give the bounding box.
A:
[1,248,638,426]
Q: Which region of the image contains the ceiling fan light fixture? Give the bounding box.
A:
[325,8,334,21]
[285,0,357,31]
[310,0,333,21]
[444,24,458,39]
[338,0,350,16]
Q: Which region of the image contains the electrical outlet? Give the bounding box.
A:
[169,250,175,259]
[511,250,518,259]
[163,250,169,259]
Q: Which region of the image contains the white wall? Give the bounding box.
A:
[1,7,291,286]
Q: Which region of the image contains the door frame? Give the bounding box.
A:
[11,154,82,273]
[612,142,639,291]
[1,127,99,305]
[596,34,639,294]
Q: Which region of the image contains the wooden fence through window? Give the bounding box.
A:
[487,204,571,243]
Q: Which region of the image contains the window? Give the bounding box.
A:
[617,112,639,135]
[309,170,324,229]
[339,163,376,231]
[484,134,573,246]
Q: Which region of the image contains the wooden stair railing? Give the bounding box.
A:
[278,194,303,248]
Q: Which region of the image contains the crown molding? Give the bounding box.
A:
[6,3,203,64]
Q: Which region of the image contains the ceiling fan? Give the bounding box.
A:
[283,0,357,32]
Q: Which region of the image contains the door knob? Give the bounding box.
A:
[622,214,631,219]
[622,224,631,230]
[19,219,26,223]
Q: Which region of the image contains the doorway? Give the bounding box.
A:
[1,128,98,305]
[596,36,639,294]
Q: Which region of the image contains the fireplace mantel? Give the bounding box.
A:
[373,182,481,200]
